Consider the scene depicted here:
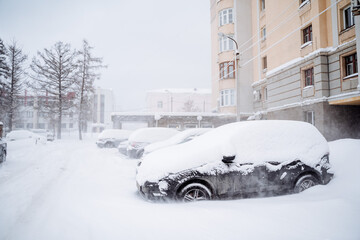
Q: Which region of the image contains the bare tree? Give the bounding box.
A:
[76,40,105,140]
[182,99,200,112]
[0,38,10,123]
[29,42,78,139]
[6,40,27,131]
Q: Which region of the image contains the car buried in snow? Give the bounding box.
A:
[96,129,132,148]
[136,120,334,202]
[127,127,179,159]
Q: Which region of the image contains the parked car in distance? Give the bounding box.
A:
[6,130,47,143]
[118,140,129,155]
[143,128,212,156]
[136,120,333,202]
[96,129,132,148]
[30,129,55,141]
[127,127,179,159]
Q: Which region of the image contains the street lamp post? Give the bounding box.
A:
[218,33,241,121]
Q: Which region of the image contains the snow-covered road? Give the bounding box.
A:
[0,137,359,240]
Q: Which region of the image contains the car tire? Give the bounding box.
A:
[294,174,318,193]
[105,142,113,148]
[178,183,212,202]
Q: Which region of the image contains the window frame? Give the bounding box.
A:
[343,5,354,30]
[344,53,358,77]
[302,25,312,44]
[262,56,267,71]
[219,35,235,52]
[304,67,314,87]
[261,27,267,41]
[219,8,233,27]
[219,61,235,79]
[220,89,235,107]
[260,0,265,11]
[304,111,315,125]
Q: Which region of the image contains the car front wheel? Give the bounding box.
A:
[179,183,212,202]
[294,174,318,193]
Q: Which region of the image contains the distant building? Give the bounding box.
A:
[92,88,115,132]
[13,91,77,132]
[146,88,212,113]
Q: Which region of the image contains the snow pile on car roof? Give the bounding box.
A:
[144,128,211,153]
[128,128,179,143]
[98,129,132,140]
[136,120,329,185]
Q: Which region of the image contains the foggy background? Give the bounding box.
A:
[0,0,211,111]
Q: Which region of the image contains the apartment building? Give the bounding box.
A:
[211,0,360,140]
[92,87,115,132]
[210,0,254,119]
[13,91,77,132]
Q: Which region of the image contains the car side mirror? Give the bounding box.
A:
[222,155,235,164]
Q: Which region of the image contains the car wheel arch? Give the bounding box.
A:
[293,171,320,188]
[176,178,215,197]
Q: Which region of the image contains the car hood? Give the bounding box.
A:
[136,121,329,185]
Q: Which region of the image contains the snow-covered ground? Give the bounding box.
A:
[0,136,359,240]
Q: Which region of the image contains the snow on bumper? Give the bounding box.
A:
[136,181,168,201]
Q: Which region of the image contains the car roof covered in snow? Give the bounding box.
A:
[144,128,212,153]
[136,120,329,185]
[128,127,179,143]
[98,129,132,140]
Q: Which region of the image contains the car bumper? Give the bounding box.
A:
[96,141,105,148]
[137,182,168,202]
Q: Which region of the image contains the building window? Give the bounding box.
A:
[304,68,314,86]
[344,53,358,77]
[61,123,66,129]
[303,25,312,43]
[262,86,268,101]
[69,123,73,128]
[219,35,235,52]
[26,111,33,118]
[157,101,163,109]
[220,89,235,107]
[343,6,354,30]
[262,56,267,71]
[261,27,267,41]
[260,0,265,11]
[304,111,315,125]
[299,0,310,8]
[26,123,33,129]
[219,8,233,26]
[219,61,235,79]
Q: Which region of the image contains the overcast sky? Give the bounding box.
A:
[0,0,211,111]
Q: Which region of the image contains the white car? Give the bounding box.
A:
[30,129,55,141]
[143,128,212,156]
[96,129,132,148]
[127,128,179,159]
[6,130,47,143]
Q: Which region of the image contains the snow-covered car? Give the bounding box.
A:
[127,128,179,159]
[117,140,129,155]
[30,129,55,141]
[143,128,212,156]
[96,129,132,148]
[6,130,47,143]
[136,120,334,202]
[0,138,6,164]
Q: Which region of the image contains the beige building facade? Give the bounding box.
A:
[210,0,360,140]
